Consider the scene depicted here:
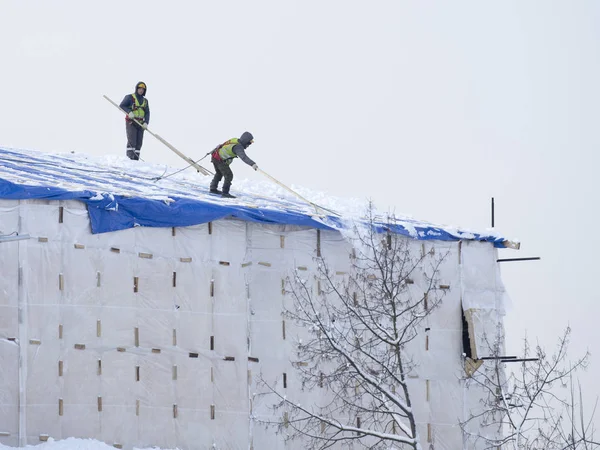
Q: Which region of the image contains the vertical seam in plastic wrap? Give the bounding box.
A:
[458,241,467,450]
[17,202,27,446]
[245,222,254,447]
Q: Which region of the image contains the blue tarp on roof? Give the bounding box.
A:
[0,146,508,247]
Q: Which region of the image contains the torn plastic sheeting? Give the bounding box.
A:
[460,241,508,313]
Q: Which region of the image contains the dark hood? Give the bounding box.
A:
[135,81,147,96]
[239,131,253,148]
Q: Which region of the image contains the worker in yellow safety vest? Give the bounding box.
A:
[209,131,258,198]
[119,81,150,160]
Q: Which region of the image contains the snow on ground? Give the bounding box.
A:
[0,438,175,450]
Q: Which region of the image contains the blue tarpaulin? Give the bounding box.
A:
[0,147,509,247]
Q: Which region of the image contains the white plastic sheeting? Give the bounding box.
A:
[0,199,507,449]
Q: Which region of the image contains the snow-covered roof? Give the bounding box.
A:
[0,146,510,247]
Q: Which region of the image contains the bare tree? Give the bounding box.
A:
[256,212,448,449]
[462,326,596,449]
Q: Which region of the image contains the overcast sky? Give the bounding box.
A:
[2,0,600,425]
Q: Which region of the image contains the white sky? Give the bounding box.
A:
[2,0,600,429]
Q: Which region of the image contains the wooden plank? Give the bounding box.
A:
[464,357,484,378]
[502,240,521,250]
[464,309,479,360]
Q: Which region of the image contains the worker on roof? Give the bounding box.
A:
[209,132,258,198]
[119,81,150,161]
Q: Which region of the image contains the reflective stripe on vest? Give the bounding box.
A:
[217,138,239,164]
[131,94,147,119]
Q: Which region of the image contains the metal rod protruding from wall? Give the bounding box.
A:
[497,257,541,263]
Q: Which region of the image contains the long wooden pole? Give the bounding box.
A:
[257,168,329,215]
[103,95,211,176]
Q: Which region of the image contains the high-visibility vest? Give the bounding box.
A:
[131,94,147,119]
[215,138,239,164]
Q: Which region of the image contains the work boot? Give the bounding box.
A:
[221,192,236,199]
[209,188,222,195]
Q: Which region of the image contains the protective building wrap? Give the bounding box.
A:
[0,199,507,449]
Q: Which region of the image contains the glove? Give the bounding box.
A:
[252,164,258,171]
[141,122,148,130]
[127,111,135,119]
